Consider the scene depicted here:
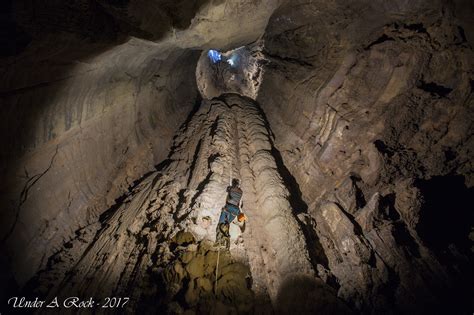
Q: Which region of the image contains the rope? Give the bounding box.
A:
[215,248,220,294]
[229,158,232,186]
[229,111,239,187]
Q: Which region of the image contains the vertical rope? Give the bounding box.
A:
[229,159,232,186]
[215,248,220,294]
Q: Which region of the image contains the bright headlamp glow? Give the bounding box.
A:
[208,50,222,63]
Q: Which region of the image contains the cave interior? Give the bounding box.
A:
[0,0,473,314]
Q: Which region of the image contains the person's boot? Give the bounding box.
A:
[224,236,230,250]
[218,223,230,250]
[214,223,228,249]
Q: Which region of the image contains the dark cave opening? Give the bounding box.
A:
[373,139,395,157]
[416,80,453,98]
[350,175,368,209]
[365,34,395,50]
[415,175,473,254]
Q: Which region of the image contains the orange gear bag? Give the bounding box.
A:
[237,213,247,222]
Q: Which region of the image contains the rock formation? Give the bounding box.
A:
[0,0,472,314]
[25,94,349,313]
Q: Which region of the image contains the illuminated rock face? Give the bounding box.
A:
[254,2,473,313]
[0,47,202,286]
[0,0,282,287]
[29,94,329,312]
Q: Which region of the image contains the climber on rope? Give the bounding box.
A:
[215,178,247,249]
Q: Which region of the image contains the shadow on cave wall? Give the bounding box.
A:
[412,175,473,314]
[0,0,121,304]
[415,175,473,256]
[0,0,123,197]
[275,275,352,314]
[0,0,211,307]
[99,0,212,40]
[0,0,212,166]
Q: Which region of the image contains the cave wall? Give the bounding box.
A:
[0,0,472,313]
[0,39,201,284]
[256,0,473,313]
[0,0,282,287]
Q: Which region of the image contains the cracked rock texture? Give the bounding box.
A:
[0,0,473,314]
[255,0,473,313]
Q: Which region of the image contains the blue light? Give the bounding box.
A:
[208,50,222,63]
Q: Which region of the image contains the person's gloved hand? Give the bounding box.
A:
[238,213,247,222]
